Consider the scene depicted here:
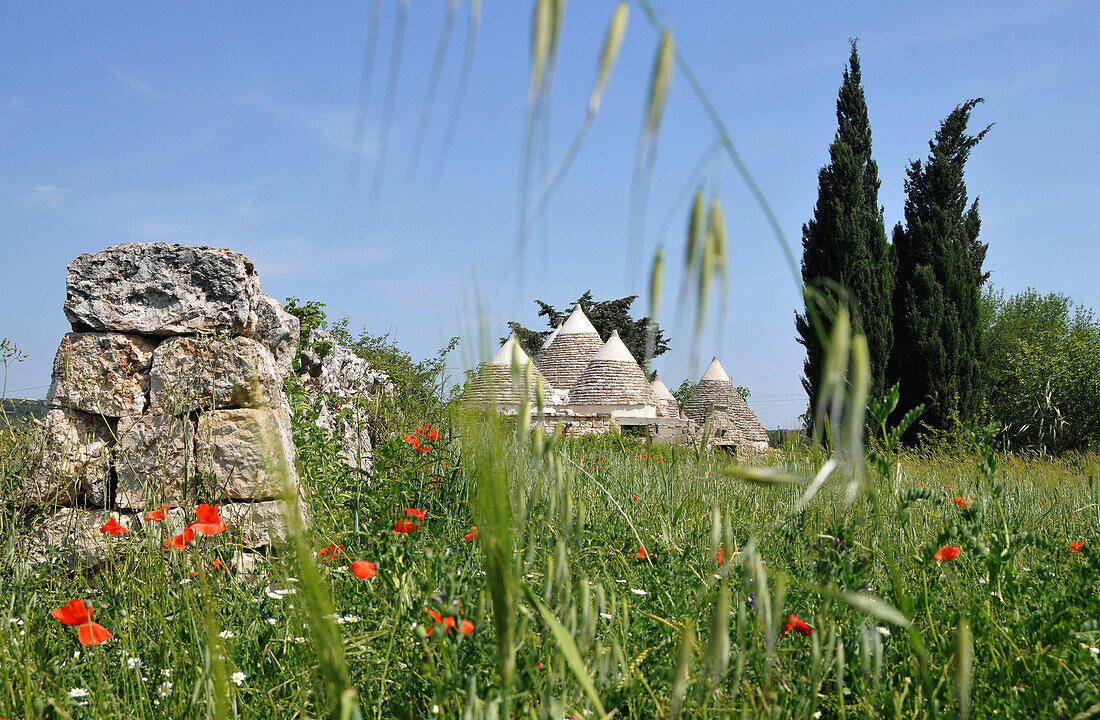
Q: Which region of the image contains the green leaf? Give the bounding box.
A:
[522,586,607,717]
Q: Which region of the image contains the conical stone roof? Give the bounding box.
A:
[534,304,603,392]
[650,373,679,418]
[540,320,562,350]
[569,331,656,407]
[464,333,552,407]
[683,357,768,447]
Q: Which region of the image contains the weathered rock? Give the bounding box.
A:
[115,415,195,509]
[303,330,392,398]
[297,330,390,471]
[195,408,299,501]
[64,242,260,336]
[250,294,299,377]
[220,499,307,548]
[44,333,155,416]
[30,508,140,568]
[20,409,112,507]
[149,336,282,413]
[315,400,373,471]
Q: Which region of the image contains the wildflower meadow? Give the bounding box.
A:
[1,385,1098,719]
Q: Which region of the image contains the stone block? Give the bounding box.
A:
[149,336,281,413]
[64,242,260,336]
[195,408,299,501]
[45,332,155,416]
[115,414,194,509]
[250,294,299,377]
[19,409,112,507]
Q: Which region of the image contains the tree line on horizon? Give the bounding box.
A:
[799,42,1100,451]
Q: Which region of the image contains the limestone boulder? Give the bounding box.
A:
[302,330,392,398]
[195,408,299,501]
[315,400,373,471]
[64,242,260,336]
[149,336,282,413]
[220,500,307,548]
[250,294,300,377]
[115,415,195,509]
[30,509,140,568]
[45,333,155,416]
[20,409,112,507]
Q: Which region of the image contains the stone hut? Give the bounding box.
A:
[568,331,656,418]
[650,374,679,418]
[682,357,768,451]
[19,242,306,568]
[464,333,553,413]
[534,305,603,397]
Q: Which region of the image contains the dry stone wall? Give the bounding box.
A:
[18,242,305,567]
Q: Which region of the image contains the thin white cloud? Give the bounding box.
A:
[21,184,71,210]
[108,67,188,106]
[237,90,378,158]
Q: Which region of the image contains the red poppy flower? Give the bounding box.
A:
[782,613,812,637]
[351,560,377,579]
[953,495,968,509]
[164,526,196,550]
[318,543,343,561]
[424,608,458,637]
[464,526,479,541]
[635,547,649,560]
[99,517,128,536]
[933,545,961,562]
[460,619,474,635]
[717,547,724,565]
[1068,541,1084,554]
[144,506,169,522]
[51,599,91,626]
[403,433,420,451]
[631,495,638,503]
[51,600,112,646]
[77,621,113,646]
[187,504,227,536]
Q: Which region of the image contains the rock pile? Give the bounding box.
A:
[297,329,392,472]
[19,242,305,567]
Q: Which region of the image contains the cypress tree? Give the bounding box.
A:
[890,99,991,439]
[796,42,892,431]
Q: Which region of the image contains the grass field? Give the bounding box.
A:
[1,403,1098,719]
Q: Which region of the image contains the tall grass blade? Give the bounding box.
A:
[371,0,410,209]
[407,0,459,179]
[433,0,481,182]
[955,617,972,719]
[522,585,607,718]
[669,620,695,720]
[348,0,382,191]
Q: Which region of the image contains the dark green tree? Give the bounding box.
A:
[795,42,893,431]
[890,99,991,439]
[507,290,670,365]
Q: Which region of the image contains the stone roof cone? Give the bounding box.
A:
[683,357,768,449]
[540,320,562,350]
[569,331,656,408]
[465,333,552,408]
[534,304,603,392]
[650,373,679,418]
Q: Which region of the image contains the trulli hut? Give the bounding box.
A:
[540,320,562,350]
[568,331,657,417]
[534,304,603,396]
[683,357,769,450]
[464,333,553,413]
[650,374,679,418]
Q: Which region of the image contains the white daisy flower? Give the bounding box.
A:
[161,668,172,677]
[68,688,89,699]
[877,627,891,637]
[230,671,246,686]
[266,618,278,625]
[158,681,173,697]
[630,588,647,596]
[127,657,143,670]
[218,630,235,639]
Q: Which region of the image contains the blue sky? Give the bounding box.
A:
[2,1,1097,428]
